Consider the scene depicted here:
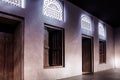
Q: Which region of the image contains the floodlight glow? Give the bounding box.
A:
[98,22,106,40]
[115,56,120,68]
[81,14,93,36]
[43,0,63,21]
[1,0,25,8]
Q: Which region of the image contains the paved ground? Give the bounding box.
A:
[59,69,120,80]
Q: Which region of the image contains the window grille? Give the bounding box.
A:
[81,14,93,36]
[43,0,63,21]
[1,0,25,8]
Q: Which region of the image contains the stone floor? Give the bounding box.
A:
[59,69,120,80]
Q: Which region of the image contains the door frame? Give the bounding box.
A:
[0,12,24,80]
[82,35,94,74]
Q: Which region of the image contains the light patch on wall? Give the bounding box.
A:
[98,22,106,40]
[81,14,93,36]
[43,0,63,21]
[110,57,115,68]
[1,0,25,8]
[115,56,120,68]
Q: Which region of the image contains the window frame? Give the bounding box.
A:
[99,39,106,64]
[44,24,65,68]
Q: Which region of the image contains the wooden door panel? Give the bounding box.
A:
[82,37,92,74]
[0,32,13,80]
[0,33,5,80]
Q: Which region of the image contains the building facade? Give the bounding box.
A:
[0,0,119,80]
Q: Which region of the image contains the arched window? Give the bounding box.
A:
[81,14,93,36]
[98,22,106,40]
[1,0,25,8]
[43,0,63,21]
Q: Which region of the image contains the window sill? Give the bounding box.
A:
[44,66,64,69]
[99,63,106,64]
